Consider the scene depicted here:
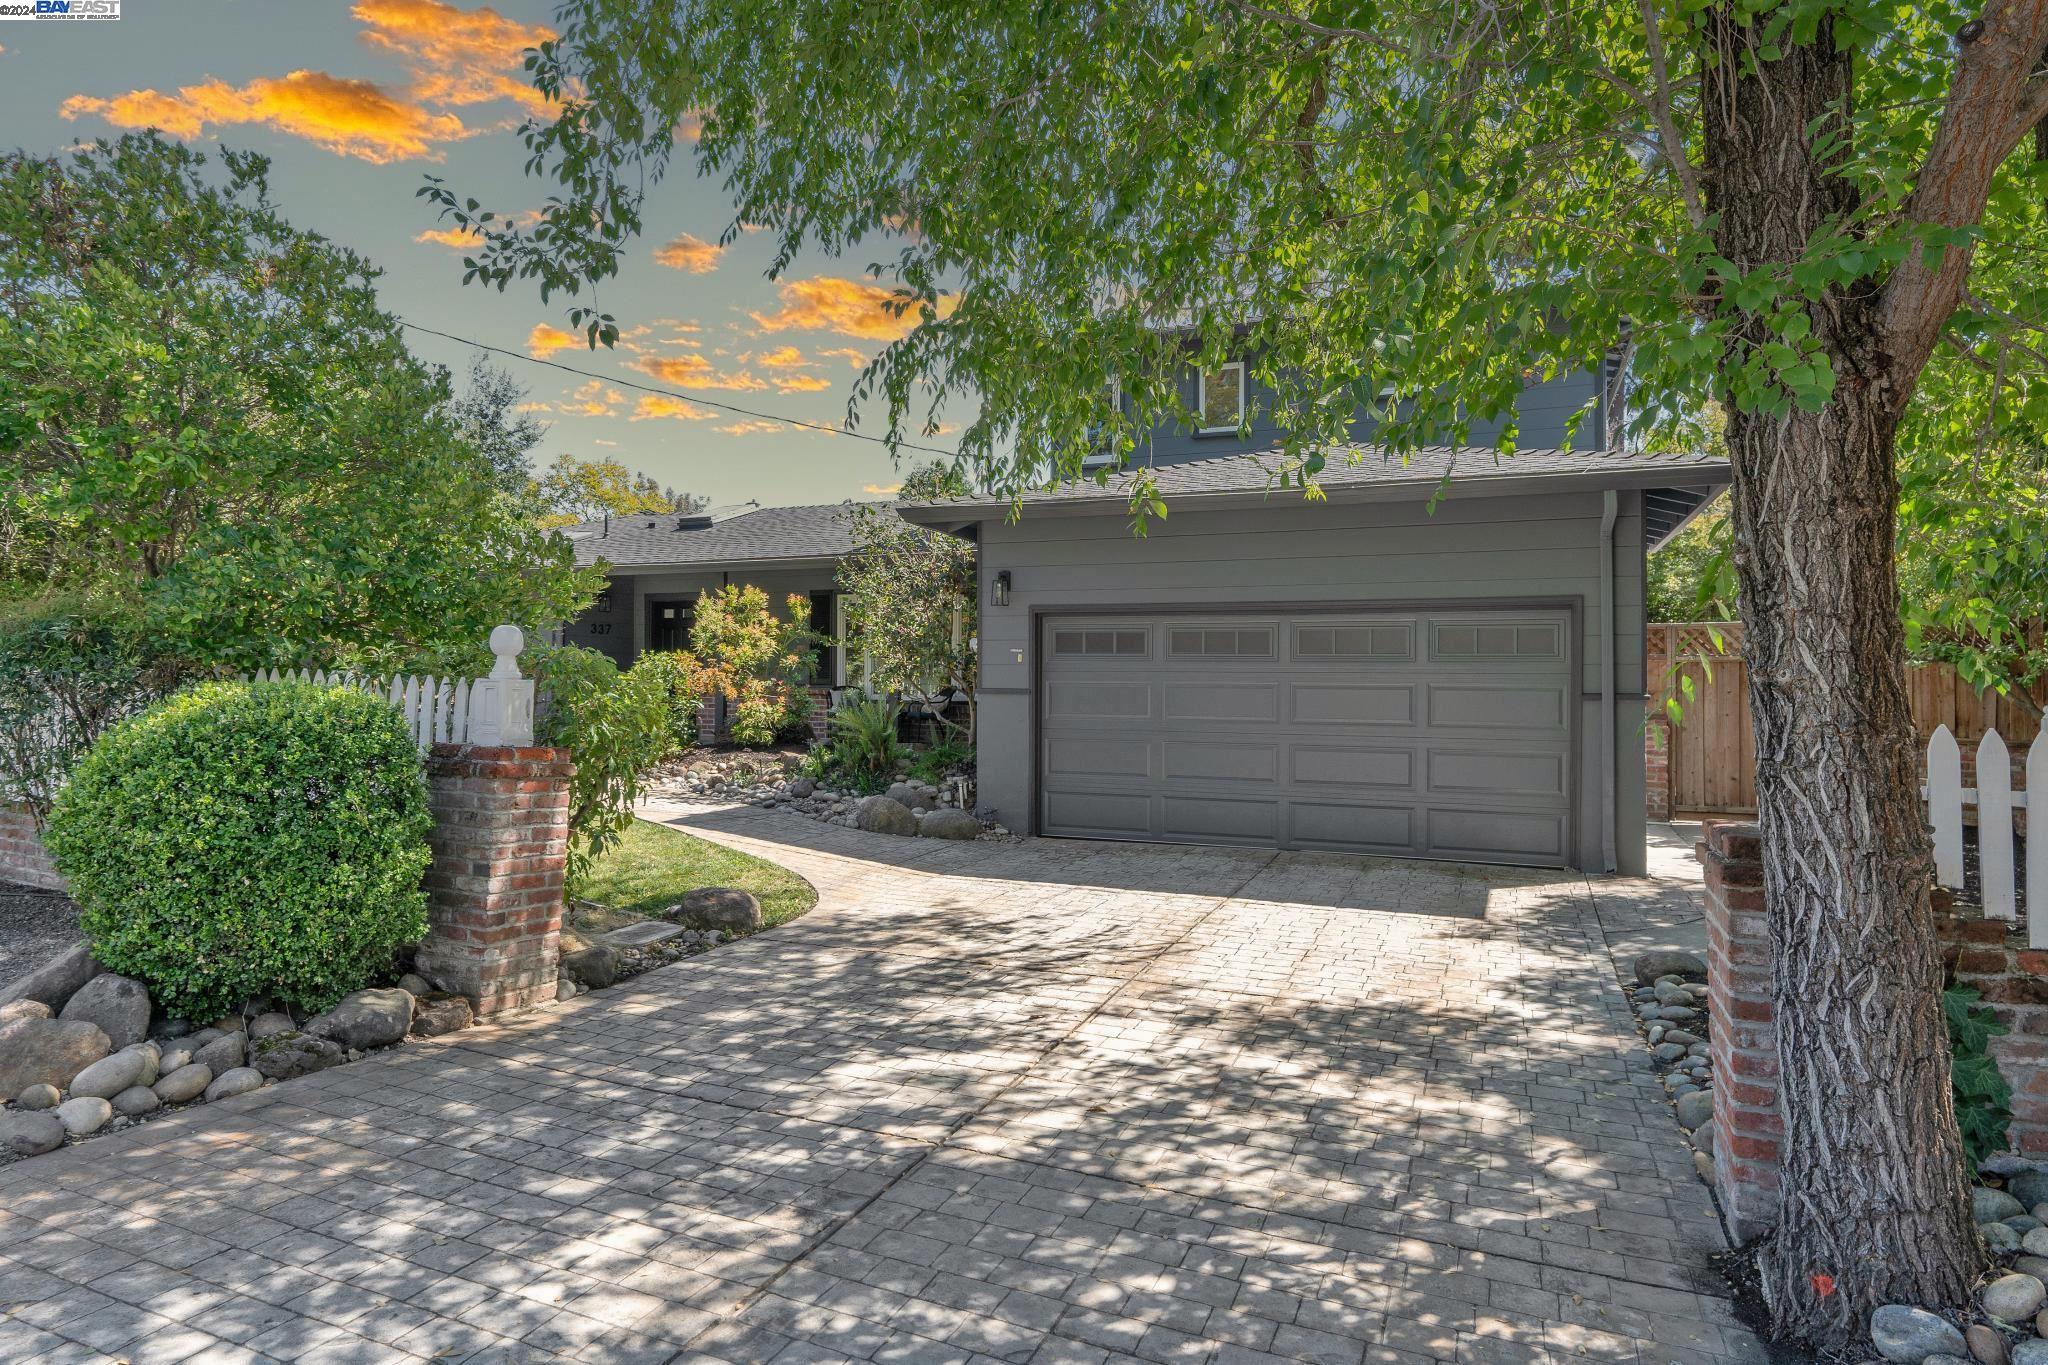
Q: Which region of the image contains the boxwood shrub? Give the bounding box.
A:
[44,680,432,1020]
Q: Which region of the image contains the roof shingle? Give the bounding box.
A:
[560,502,876,570]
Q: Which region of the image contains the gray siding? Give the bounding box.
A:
[972,488,1648,873]
[1140,366,1607,467]
[560,573,636,667]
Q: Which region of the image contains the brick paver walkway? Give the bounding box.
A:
[0,805,1764,1365]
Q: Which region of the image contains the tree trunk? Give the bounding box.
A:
[1703,11,1984,1349]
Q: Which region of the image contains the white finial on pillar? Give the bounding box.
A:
[469,625,535,746]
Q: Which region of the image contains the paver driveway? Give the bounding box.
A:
[0,804,1765,1365]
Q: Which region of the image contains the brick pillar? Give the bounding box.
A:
[417,744,574,1018]
[696,693,727,746]
[1702,821,1782,1242]
[1645,717,1673,821]
[807,686,833,743]
[0,803,65,892]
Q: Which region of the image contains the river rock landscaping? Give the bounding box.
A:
[0,945,497,1162]
[1625,948,1718,1179]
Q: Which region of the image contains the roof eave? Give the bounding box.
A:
[897,462,1732,525]
[576,553,847,575]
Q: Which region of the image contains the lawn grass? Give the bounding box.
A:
[570,817,818,929]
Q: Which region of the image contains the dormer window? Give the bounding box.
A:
[1198,362,1245,433]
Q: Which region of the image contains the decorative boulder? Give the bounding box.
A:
[251,1032,345,1081]
[855,795,917,836]
[1871,1306,1968,1363]
[110,1085,161,1118]
[203,1067,265,1101]
[158,1042,195,1075]
[57,973,152,1051]
[677,888,763,934]
[788,778,816,798]
[409,994,473,1038]
[885,782,933,811]
[153,1064,212,1104]
[0,999,52,1027]
[1674,1089,1713,1131]
[56,1095,111,1136]
[191,1032,245,1076]
[308,989,412,1049]
[14,1083,60,1111]
[1978,1187,2028,1224]
[1983,1273,2047,1323]
[0,942,101,1012]
[68,1048,150,1100]
[0,1111,66,1157]
[562,945,621,991]
[917,810,981,841]
[248,1011,297,1041]
[1631,951,1706,985]
[2011,1170,2048,1212]
[397,973,434,998]
[0,1018,110,1096]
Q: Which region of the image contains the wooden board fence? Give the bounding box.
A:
[1649,622,2045,817]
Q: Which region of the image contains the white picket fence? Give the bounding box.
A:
[243,625,535,752]
[1927,724,2047,941]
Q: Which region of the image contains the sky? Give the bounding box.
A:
[0,0,942,508]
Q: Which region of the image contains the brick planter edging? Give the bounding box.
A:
[415,743,575,1018]
[1940,901,2048,1156]
[1702,821,1783,1244]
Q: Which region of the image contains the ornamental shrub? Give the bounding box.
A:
[533,644,670,882]
[629,649,703,757]
[43,680,432,1021]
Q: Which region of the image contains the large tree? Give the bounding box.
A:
[1,134,595,671]
[438,0,2048,1345]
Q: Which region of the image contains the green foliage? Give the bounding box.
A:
[818,697,908,793]
[0,596,194,815]
[909,741,972,787]
[533,644,671,882]
[42,681,431,1020]
[628,649,704,757]
[525,453,707,530]
[1646,504,1736,624]
[1944,985,2013,1178]
[837,504,977,742]
[0,133,596,672]
[691,585,817,748]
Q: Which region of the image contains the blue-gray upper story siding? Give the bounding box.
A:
[1135,360,1609,467]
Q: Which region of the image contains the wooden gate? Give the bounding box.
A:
[1648,622,2045,817]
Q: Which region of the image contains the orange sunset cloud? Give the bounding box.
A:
[352,0,554,114]
[631,395,716,422]
[750,276,950,342]
[526,323,580,359]
[62,71,467,164]
[772,374,834,394]
[62,0,552,162]
[631,353,767,392]
[653,233,724,274]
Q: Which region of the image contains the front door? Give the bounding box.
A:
[648,598,694,653]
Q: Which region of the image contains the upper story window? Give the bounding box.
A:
[1198,362,1244,433]
[1083,378,1120,469]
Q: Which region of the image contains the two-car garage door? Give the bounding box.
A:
[1038,608,1576,866]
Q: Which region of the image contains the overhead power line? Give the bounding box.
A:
[396,317,962,458]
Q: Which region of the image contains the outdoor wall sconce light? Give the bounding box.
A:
[992,571,1012,607]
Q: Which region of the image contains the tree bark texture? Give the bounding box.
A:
[1701,11,1983,1349]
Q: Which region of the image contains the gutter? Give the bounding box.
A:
[896,462,1731,526]
[1599,489,1618,874]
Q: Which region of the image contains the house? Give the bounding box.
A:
[557,502,868,687]
[898,358,1728,875]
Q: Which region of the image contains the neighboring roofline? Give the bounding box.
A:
[897,459,1731,527]
[587,553,844,576]
[1645,485,1725,552]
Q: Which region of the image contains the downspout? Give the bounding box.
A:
[1599,490,1618,873]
